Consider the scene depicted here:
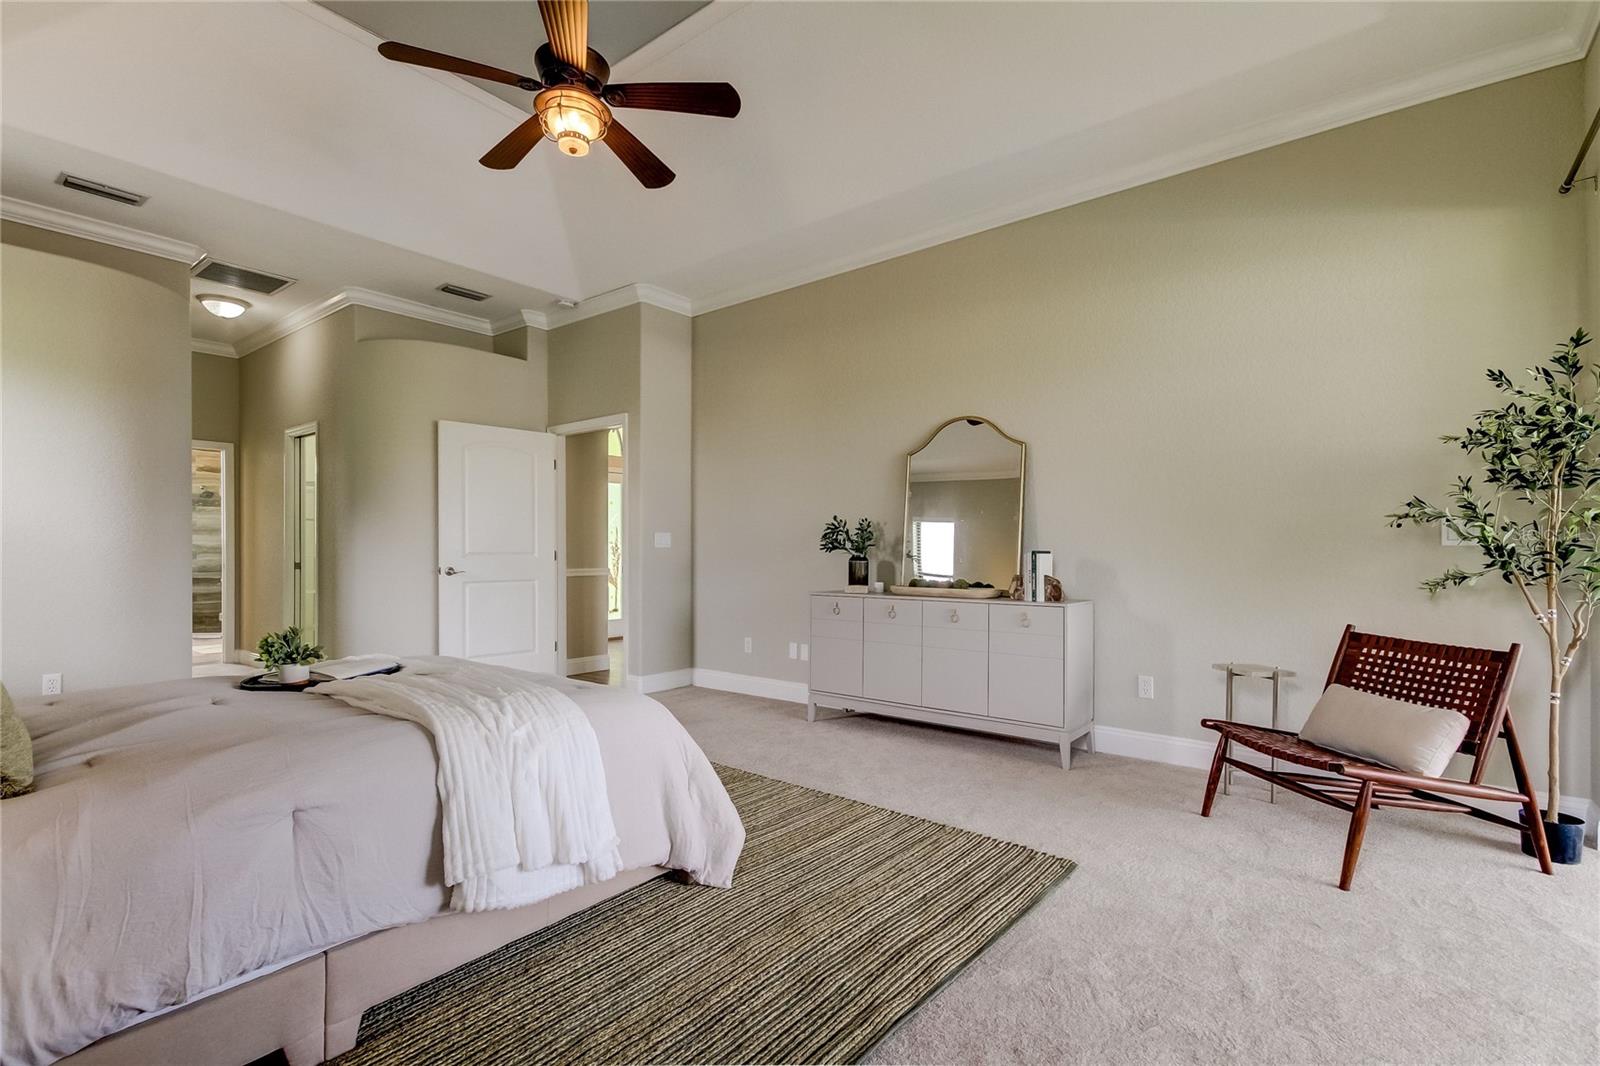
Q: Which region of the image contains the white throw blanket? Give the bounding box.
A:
[317,658,624,912]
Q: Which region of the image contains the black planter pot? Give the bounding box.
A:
[847,555,869,586]
[1519,809,1587,866]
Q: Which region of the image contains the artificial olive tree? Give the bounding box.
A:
[1389,329,1593,824]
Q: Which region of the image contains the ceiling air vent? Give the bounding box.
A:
[192,259,296,296]
[56,173,147,207]
[438,283,491,302]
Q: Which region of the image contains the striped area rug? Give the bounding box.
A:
[336,765,1074,1065]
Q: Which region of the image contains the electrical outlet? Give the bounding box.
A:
[1137,675,1155,700]
[743,636,752,654]
[42,673,62,696]
[1441,523,1466,547]
[788,642,798,660]
[800,643,810,661]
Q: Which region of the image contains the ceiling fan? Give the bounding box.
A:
[377,0,739,189]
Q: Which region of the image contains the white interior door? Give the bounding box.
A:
[438,421,558,673]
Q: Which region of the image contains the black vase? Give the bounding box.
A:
[847,555,869,586]
[1520,809,1587,866]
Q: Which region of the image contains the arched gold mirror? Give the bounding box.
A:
[901,416,1025,588]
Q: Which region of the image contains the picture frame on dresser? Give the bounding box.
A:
[806,590,1094,768]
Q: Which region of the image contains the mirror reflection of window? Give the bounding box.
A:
[903,417,1024,587]
[914,519,956,579]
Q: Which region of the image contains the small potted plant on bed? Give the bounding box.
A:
[1389,328,1593,865]
[255,626,324,685]
[820,515,877,586]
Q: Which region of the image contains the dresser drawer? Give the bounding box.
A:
[990,603,1063,637]
[923,648,987,716]
[921,602,988,632]
[864,641,920,705]
[812,596,863,622]
[865,598,918,626]
[864,622,921,646]
[989,653,1065,726]
[812,618,861,641]
[810,636,862,696]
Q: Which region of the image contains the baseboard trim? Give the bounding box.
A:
[691,668,808,704]
[1090,724,1216,770]
[563,654,609,675]
[633,669,693,694]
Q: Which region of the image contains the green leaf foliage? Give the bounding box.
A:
[255,626,325,669]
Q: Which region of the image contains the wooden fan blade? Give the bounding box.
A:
[378,41,539,90]
[480,115,547,170]
[537,0,588,71]
[602,119,674,188]
[603,82,741,118]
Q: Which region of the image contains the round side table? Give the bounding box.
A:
[1211,662,1295,802]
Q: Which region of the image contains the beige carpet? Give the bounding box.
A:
[338,766,1070,1064]
[656,687,1600,1065]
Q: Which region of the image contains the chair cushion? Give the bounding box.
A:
[1299,683,1469,778]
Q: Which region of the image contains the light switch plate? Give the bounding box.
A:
[788,642,798,660]
[1137,675,1155,700]
[800,643,809,661]
[654,531,672,548]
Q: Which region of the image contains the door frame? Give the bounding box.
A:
[192,439,236,664]
[548,413,634,685]
[282,421,319,640]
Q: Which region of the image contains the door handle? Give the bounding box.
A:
[950,609,960,623]
[439,566,465,576]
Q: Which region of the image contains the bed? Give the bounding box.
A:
[1,666,744,1065]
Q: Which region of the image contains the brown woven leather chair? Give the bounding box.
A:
[1201,625,1553,890]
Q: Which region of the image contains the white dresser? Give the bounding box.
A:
[808,591,1094,768]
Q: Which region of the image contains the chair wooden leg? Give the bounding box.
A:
[1339,780,1376,891]
[1201,735,1228,817]
[1502,715,1554,875]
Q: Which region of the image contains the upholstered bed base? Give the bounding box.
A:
[59,866,665,1066]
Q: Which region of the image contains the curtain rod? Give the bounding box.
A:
[1560,106,1600,195]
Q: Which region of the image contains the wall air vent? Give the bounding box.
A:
[56,173,148,206]
[192,259,296,296]
[438,283,491,302]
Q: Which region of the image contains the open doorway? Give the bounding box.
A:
[555,417,627,686]
[190,441,234,670]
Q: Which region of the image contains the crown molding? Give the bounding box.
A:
[490,308,552,333]
[541,283,694,329]
[191,338,239,359]
[688,16,1597,316]
[236,286,560,355]
[0,196,206,266]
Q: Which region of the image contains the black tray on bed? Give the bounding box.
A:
[237,664,402,692]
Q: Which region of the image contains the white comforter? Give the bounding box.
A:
[1,667,744,1065]
[317,659,625,912]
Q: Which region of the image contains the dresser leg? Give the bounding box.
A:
[1058,742,1072,770]
[806,698,816,723]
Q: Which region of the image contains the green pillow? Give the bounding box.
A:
[1,682,35,798]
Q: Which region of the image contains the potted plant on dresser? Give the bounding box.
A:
[255,626,324,685]
[1390,328,1592,864]
[819,515,877,586]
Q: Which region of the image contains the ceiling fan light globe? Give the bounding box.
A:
[534,86,610,159]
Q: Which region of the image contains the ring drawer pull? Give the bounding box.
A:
[832,602,840,615]
[1021,613,1031,628]
[950,609,960,623]
[887,605,897,619]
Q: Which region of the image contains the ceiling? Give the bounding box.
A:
[2,2,1596,351]
[318,1,709,113]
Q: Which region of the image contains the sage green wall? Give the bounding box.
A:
[1,232,191,691]
[692,63,1592,800]
[237,308,549,656]
[192,351,240,443]
[547,303,694,681]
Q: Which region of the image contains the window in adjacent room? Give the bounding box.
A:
[607,427,623,623]
[285,424,319,645]
[191,442,232,666]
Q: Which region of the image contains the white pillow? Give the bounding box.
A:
[1299,684,1470,778]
